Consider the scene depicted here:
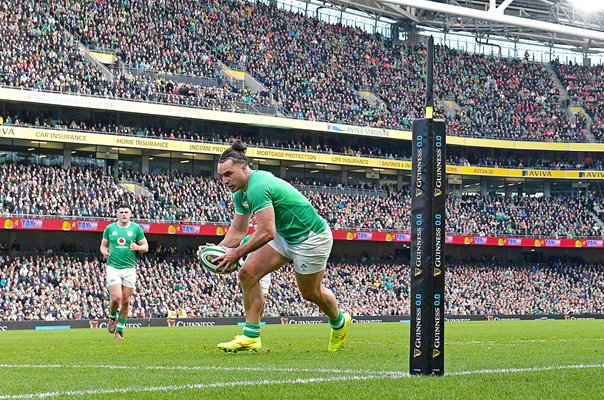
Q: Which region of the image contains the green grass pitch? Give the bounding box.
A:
[0,320,602,399]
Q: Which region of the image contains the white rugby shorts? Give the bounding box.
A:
[269,225,333,275]
[106,266,137,289]
[260,273,271,296]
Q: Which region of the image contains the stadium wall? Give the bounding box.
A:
[0,315,602,331]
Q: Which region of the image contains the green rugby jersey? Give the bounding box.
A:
[102,222,145,269]
[233,170,326,244]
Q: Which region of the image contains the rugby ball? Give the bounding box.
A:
[199,236,253,274]
[199,246,240,274]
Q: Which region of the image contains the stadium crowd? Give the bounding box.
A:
[0,163,233,223]
[2,0,600,141]
[437,47,583,142]
[446,194,601,238]
[0,2,109,95]
[0,2,272,113]
[1,1,602,335]
[0,163,601,237]
[49,0,221,78]
[0,255,602,321]
[302,188,411,231]
[554,61,604,141]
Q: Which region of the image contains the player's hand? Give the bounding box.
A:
[102,250,110,260]
[214,247,242,274]
[129,242,139,251]
[197,243,215,258]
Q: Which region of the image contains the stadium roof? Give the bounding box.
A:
[324,0,604,53]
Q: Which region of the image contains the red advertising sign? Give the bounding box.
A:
[1,218,599,248]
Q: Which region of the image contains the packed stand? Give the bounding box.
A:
[447,193,601,238]
[304,189,601,237]
[437,47,582,142]
[0,163,233,223]
[445,261,603,315]
[553,61,604,141]
[123,170,234,224]
[1,163,602,237]
[1,255,602,321]
[587,197,604,224]
[0,163,125,218]
[4,0,583,140]
[46,0,273,111]
[49,0,221,78]
[0,2,272,114]
[303,189,411,230]
[172,0,400,125]
[0,2,111,95]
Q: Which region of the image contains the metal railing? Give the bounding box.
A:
[0,113,405,159]
[0,212,228,226]
[122,65,220,88]
[1,83,600,142]
[85,45,117,56]
[295,184,389,198]
[119,180,153,200]
[0,85,280,117]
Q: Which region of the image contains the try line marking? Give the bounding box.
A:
[0,363,601,399]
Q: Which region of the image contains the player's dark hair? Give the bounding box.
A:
[218,140,248,164]
[117,203,131,210]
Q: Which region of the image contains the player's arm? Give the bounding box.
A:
[216,208,274,272]
[130,238,149,254]
[232,206,276,259]
[100,238,110,260]
[218,212,251,248]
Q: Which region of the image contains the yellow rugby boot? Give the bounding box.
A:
[217,335,262,353]
[328,312,352,352]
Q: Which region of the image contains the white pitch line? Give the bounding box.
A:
[0,364,395,375]
[444,338,604,345]
[0,364,602,399]
[447,338,604,345]
[347,338,604,346]
[445,363,604,376]
[0,376,389,400]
